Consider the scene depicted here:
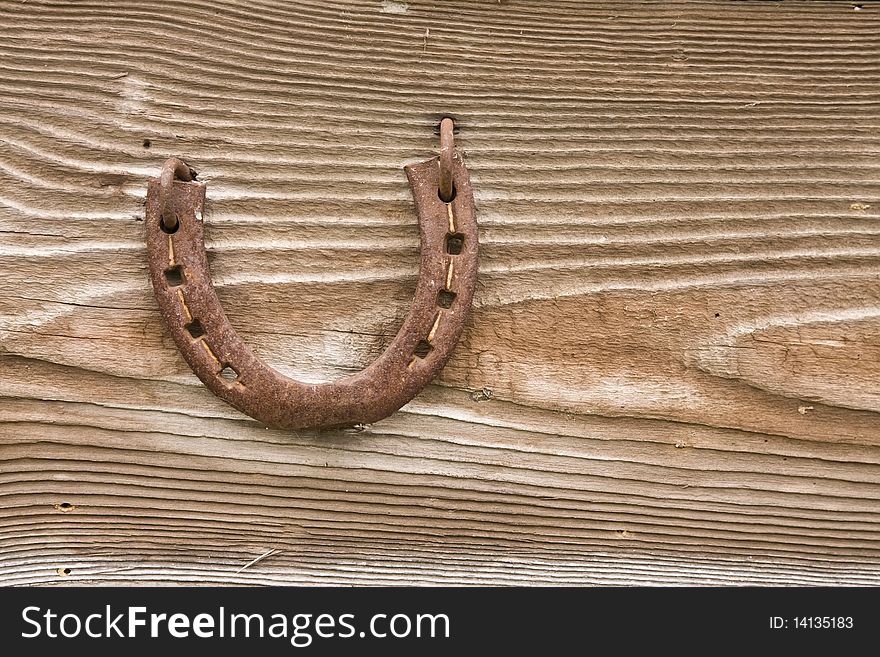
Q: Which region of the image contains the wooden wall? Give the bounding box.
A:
[1,0,879,585]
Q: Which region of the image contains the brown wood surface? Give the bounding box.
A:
[1,0,879,585]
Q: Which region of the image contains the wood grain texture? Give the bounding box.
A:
[1,0,880,586]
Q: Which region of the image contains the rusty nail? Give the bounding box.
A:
[158,157,195,232]
[438,117,454,202]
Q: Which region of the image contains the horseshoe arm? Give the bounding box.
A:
[145,156,478,429]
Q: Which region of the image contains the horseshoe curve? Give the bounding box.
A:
[146,153,478,429]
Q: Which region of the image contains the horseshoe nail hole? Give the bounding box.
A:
[159,215,180,234]
[414,340,433,359]
[55,502,75,513]
[220,365,239,383]
[186,319,206,339]
[437,289,456,309]
[142,138,151,148]
[446,233,464,255]
[57,567,72,577]
[439,186,457,203]
[164,265,185,286]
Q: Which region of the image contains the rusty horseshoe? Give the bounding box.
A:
[145,119,478,429]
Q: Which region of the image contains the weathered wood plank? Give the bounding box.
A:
[1,0,879,585]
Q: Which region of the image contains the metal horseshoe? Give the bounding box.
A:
[145,118,478,429]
